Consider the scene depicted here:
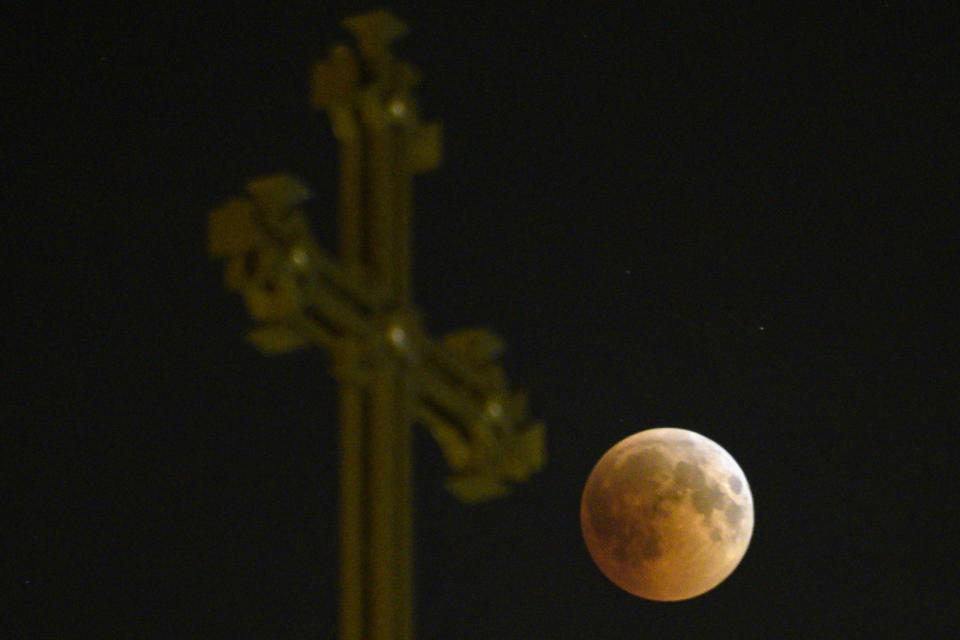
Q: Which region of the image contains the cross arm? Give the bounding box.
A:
[413,330,546,502]
[208,174,391,352]
[207,174,545,502]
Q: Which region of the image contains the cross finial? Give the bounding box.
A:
[341,10,409,63]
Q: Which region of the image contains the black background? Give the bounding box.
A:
[7,1,956,637]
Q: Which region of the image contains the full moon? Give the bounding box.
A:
[580,428,753,601]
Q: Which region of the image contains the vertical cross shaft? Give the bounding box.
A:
[333,63,414,640]
[319,12,434,640]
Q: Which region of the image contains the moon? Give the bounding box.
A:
[580,428,754,601]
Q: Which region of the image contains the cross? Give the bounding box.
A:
[207,11,546,640]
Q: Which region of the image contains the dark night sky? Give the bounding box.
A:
[7,1,957,637]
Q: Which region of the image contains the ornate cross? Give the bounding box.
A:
[207,11,545,640]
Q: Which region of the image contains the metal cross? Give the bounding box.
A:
[207,10,545,640]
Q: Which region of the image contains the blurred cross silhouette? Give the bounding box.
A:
[207,10,545,640]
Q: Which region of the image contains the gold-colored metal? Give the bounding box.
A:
[207,9,545,639]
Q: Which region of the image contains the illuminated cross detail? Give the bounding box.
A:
[207,10,545,640]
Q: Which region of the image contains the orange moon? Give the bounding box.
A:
[580,428,753,601]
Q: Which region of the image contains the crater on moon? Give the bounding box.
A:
[580,428,754,601]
